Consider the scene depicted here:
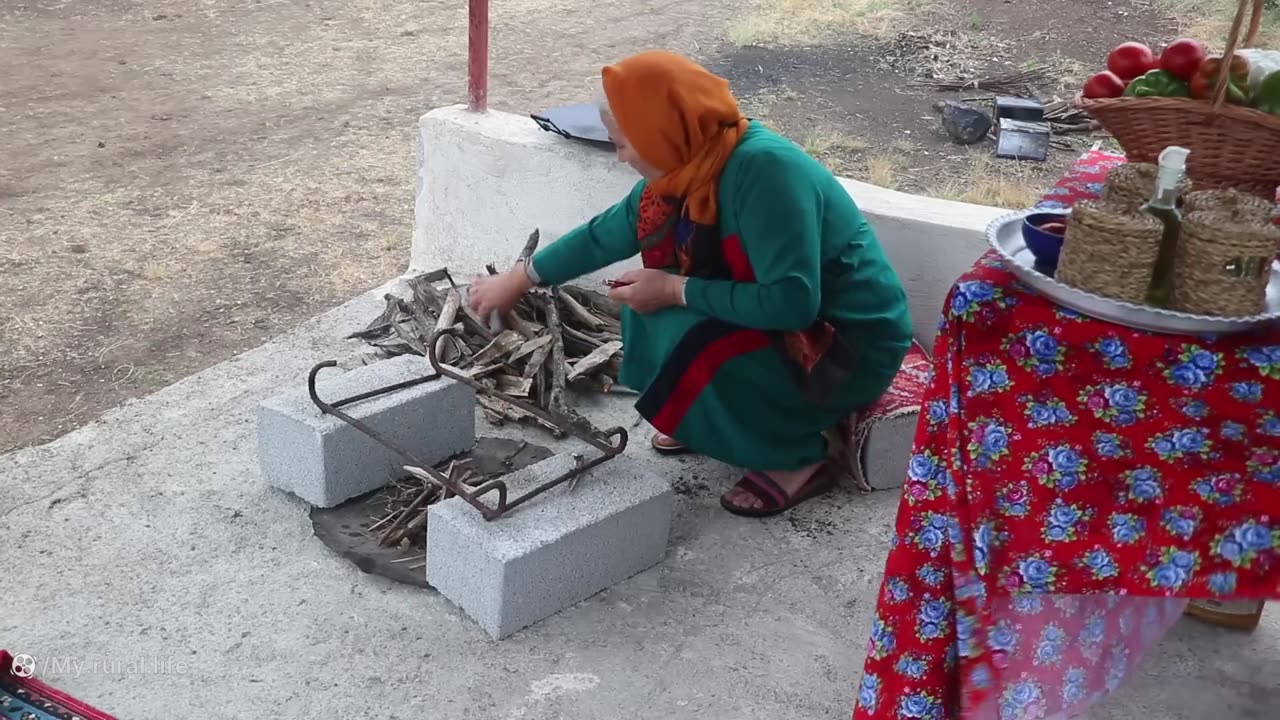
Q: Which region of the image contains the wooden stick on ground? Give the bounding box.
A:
[558,290,603,330]
[544,289,569,419]
[562,324,604,351]
[488,229,542,333]
[433,288,461,360]
[378,481,437,547]
[568,340,623,382]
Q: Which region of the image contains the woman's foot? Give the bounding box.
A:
[650,432,693,456]
[720,462,833,517]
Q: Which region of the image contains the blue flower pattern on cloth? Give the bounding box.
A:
[854,149,1280,720]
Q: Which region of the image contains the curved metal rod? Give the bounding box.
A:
[594,426,629,454]
[465,476,510,511]
[309,360,432,468]
[308,360,339,409]
[307,312,631,521]
[403,463,503,522]
[311,360,493,518]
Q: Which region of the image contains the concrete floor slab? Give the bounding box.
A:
[2,284,1277,719]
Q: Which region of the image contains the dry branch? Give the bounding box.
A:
[543,289,570,420]
[569,341,623,382]
[913,66,1050,97]
[348,236,628,436]
[433,289,461,358]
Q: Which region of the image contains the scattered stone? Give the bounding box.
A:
[933,100,992,145]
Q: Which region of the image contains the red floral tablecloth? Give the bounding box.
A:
[853,151,1280,720]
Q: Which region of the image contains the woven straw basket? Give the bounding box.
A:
[1102,162,1193,210]
[1171,209,1280,316]
[1056,200,1165,304]
[1184,188,1275,220]
[1076,0,1280,199]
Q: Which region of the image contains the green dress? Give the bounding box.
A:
[531,123,912,471]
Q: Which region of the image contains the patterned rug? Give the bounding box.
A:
[841,340,933,492]
[1,651,118,720]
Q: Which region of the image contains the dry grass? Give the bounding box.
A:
[728,0,935,46]
[801,128,1073,210]
[739,87,803,120]
[1036,55,1092,94]
[865,152,908,190]
[804,130,868,156]
[890,139,917,154]
[1153,0,1280,49]
[0,0,728,452]
[929,151,1044,209]
[795,128,908,185]
[804,130,869,175]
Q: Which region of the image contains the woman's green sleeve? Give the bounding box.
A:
[682,151,822,331]
[529,181,645,286]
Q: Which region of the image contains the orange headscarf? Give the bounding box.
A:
[602,51,748,226]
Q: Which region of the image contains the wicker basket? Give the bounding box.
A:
[1102,162,1193,210]
[1170,210,1280,316]
[1184,188,1275,221]
[1056,200,1165,304]
[1076,0,1280,199]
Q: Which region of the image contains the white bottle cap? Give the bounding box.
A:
[1158,146,1190,168]
[1156,146,1190,187]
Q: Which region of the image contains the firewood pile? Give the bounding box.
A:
[368,458,472,552]
[348,233,629,435]
[368,442,538,552]
[343,230,634,547]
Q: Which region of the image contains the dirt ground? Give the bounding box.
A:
[0,0,1265,451]
[715,0,1181,206]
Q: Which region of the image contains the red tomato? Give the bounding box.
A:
[1107,42,1158,81]
[1159,38,1208,81]
[1082,71,1127,99]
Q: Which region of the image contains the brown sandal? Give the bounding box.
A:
[720,466,836,518]
[650,433,693,456]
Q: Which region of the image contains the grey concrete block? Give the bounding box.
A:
[426,452,673,640]
[257,354,475,507]
[863,410,918,489]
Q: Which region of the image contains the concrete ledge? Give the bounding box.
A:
[257,354,476,508]
[426,452,674,640]
[414,105,1007,353]
[414,105,640,287]
[863,412,918,490]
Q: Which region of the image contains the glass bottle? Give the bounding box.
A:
[1144,145,1190,307]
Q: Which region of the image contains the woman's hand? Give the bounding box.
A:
[608,269,686,314]
[469,267,533,318]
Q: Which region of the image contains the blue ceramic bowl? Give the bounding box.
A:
[1022,212,1069,273]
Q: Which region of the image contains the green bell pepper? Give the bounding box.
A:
[1253,70,1280,114]
[1123,69,1191,98]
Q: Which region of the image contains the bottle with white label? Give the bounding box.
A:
[1143,145,1190,307]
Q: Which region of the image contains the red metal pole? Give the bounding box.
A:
[467,0,489,111]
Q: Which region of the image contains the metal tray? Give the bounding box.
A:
[986,210,1280,335]
[530,104,613,146]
